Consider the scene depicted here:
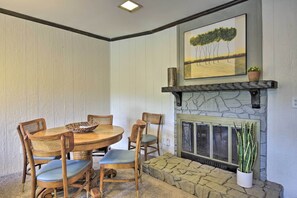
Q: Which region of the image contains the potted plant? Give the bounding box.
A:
[234,122,258,188]
[247,66,261,82]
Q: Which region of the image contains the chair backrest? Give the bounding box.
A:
[18,118,47,164]
[132,120,146,165]
[19,118,47,136]
[87,114,113,125]
[23,130,74,192]
[24,131,74,158]
[142,112,162,136]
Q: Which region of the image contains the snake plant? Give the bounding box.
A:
[235,122,258,173]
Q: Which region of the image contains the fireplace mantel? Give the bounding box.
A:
[161,80,278,108]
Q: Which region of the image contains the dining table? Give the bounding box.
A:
[32,123,124,195]
[33,124,124,160]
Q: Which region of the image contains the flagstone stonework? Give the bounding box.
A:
[143,153,283,198]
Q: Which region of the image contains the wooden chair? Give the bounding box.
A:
[23,130,92,198]
[18,118,60,192]
[128,112,162,161]
[99,120,146,198]
[87,114,113,156]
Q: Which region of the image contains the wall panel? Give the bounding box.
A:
[263,0,297,197]
[0,13,110,176]
[0,14,7,174]
[110,27,176,150]
[25,22,39,120]
[5,16,27,173]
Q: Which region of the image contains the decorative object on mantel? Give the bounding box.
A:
[234,122,258,188]
[167,67,177,87]
[65,122,99,133]
[247,66,261,82]
[161,80,278,108]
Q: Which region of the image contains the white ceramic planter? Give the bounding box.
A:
[237,168,253,188]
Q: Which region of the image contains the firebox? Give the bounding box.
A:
[177,114,260,179]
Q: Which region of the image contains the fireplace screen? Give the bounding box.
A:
[196,124,210,157]
[213,125,228,161]
[181,122,194,153]
[181,121,239,166]
[178,114,260,177]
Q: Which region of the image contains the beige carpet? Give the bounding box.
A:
[0,158,196,198]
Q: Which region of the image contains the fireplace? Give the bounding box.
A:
[177,114,260,178]
[173,90,268,180]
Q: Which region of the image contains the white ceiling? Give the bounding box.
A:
[0,0,233,38]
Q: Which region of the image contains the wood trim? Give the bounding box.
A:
[110,0,248,41]
[0,0,247,42]
[0,7,110,41]
[162,80,278,108]
[162,80,278,92]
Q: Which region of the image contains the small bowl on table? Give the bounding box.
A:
[65,122,99,133]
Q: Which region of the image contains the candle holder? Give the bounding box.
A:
[167,67,177,87]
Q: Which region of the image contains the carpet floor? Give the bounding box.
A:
[0,157,196,198]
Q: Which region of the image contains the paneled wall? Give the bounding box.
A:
[263,0,297,197]
[0,14,110,176]
[110,27,176,151]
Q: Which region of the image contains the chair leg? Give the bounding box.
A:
[157,142,160,156]
[22,161,27,192]
[135,168,139,198]
[99,166,104,198]
[144,145,148,161]
[63,180,68,198]
[128,138,131,150]
[86,170,90,197]
[30,177,36,198]
[54,188,57,198]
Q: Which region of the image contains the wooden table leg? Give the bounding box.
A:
[73,150,98,187]
[73,150,93,161]
[104,169,117,178]
[72,150,118,196]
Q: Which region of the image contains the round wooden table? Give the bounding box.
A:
[34,124,124,160]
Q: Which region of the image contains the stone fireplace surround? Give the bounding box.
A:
[174,90,268,180]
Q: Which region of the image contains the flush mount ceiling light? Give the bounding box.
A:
[119,0,142,12]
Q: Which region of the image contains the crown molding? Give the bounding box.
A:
[0,0,247,42]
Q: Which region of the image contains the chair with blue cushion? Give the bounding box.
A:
[99,120,146,198]
[128,112,162,161]
[17,118,61,192]
[87,114,113,157]
[23,130,92,198]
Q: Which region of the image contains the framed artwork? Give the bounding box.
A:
[183,14,246,79]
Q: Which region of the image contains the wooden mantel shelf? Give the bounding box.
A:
[161,80,278,108]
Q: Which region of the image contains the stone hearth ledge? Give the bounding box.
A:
[143,153,283,198]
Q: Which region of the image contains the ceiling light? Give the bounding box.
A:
[119,0,142,12]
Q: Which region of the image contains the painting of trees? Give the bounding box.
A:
[189,27,237,63]
[184,14,246,79]
[220,27,237,58]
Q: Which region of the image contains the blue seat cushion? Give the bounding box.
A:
[36,160,91,182]
[99,150,135,165]
[142,134,157,143]
[33,155,60,161]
